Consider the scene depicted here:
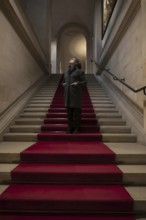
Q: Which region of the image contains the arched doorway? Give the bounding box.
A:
[56,24,90,74]
[59,31,86,73]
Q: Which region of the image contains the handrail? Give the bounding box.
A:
[91,60,146,95]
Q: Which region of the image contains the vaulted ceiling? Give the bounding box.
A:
[51,0,95,38]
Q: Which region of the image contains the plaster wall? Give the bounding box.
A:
[20,0,50,60]
[103,9,143,109]
[0,10,44,115]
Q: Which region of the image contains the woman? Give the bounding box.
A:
[63,57,87,134]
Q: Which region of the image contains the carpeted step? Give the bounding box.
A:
[10,125,100,133]
[10,125,131,134]
[20,112,97,118]
[11,163,122,184]
[41,125,99,133]
[0,74,140,219]
[3,133,136,142]
[0,214,137,220]
[0,184,133,213]
[50,104,93,108]
[2,164,146,185]
[20,142,115,163]
[38,133,102,142]
[19,112,122,119]
[48,108,95,113]
[43,118,98,125]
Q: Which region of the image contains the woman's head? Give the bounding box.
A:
[69,57,81,69]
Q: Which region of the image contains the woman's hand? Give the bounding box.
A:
[71,82,79,86]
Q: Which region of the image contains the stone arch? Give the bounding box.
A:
[55,23,92,73]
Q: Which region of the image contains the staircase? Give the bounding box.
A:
[0,73,146,219]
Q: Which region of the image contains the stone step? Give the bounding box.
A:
[89,94,109,97]
[28,100,113,104]
[102,133,136,143]
[90,97,111,100]
[35,92,56,95]
[0,142,145,164]
[96,113,122,118]
[31,97,58,100]
[0,185,146,214]
[14,118,126,126]
[93,104,115,108]
[26,103,116,108]
[29,100,53,104]
[10,125,131,134]
[94,108,118,113]
[0,164,146,185]
[3,133,136,143]
[24,108,48,112]
[98,119,126,125]
[19,112,122,119]
[33,92,56,96]
[23,107,119,113]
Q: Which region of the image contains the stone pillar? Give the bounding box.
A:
[141,0,146,134]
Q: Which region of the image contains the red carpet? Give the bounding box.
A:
[11,163,122,183]
[20,141,115,163]
[0,184,133,212]
[0,215,136,220]
[0,75,135,218]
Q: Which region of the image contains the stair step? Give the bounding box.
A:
[23,108,119,113]
[100,126,131,133]
[14,118,126,126]
[4,133,37,142]
[20,112,97,118]
[10,125,131,134]
[29,100,57,104]
[26,103,116,108]
[0,214,139,220]
[19,113,121,120]
[0,184,145,213]
[98,119,126,125]
[0,184,135,213]
[3,133,136,142]
[96,113,122,118]
[102,134,136,142]
[0,142,146,164]
[1,164,146,185]
[24,108,48,112]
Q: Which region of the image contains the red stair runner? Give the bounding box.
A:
[0,75,135,219]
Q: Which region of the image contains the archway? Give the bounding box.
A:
[56,23,90,74]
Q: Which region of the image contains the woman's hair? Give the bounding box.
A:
[73,57,82,69]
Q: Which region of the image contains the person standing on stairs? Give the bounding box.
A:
[63,57,87,134]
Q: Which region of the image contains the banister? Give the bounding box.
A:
[91,60,146,95]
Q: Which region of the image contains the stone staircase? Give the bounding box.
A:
[0,73,146,219]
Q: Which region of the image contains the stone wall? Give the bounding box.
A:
[0,0,49,115]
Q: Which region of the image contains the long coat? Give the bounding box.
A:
[63,68,87,108]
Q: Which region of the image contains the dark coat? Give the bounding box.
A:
[63,68,87,108]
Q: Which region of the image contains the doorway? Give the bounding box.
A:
[58,28,87,73]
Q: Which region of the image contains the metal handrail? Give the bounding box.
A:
[91,60,146,95]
